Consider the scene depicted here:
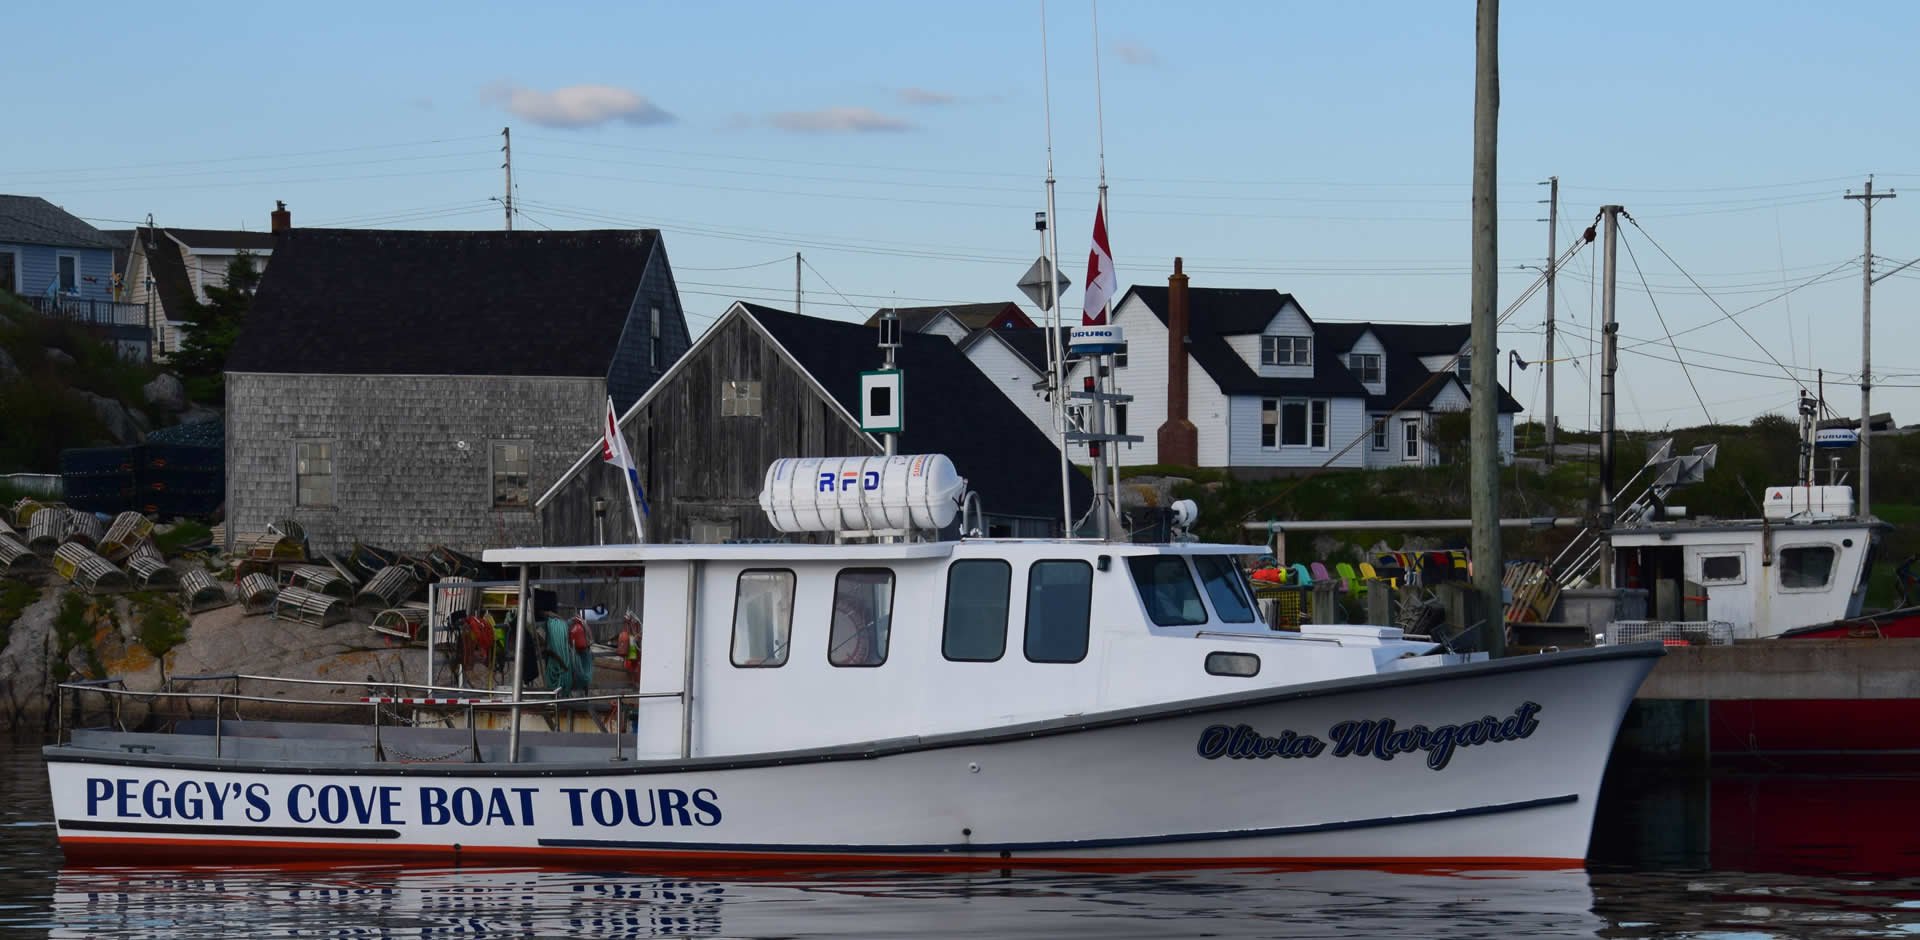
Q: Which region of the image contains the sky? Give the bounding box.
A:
[5,1,1918,432]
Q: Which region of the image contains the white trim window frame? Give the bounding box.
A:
[489,439,533,509]
[1264,398,1329,449]
[1401,417,1422,462]
[1370,413,1389,451]
[1261,334,1311,367]
[294,439,337,508]
[1349,353,1383,386]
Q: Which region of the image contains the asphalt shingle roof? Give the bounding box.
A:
[134,228,199,321]
[747,304,1091,522]
[227,228,660,376]
[0,196,118,249]
[1126,286,1371,398]
[166,229,277,252]
[863,301,1033,332]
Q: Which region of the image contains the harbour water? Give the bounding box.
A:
[6,739,1920,938]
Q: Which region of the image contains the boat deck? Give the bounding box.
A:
[62,721,625,767]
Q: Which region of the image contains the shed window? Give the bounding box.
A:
[490,441,530,508]
[730,569,794,667]
[1699,554,1743,584]
[1779,546,1837,590]
[1193,554,1257,623]
[294,441,334,507]
[1129,555,1207,626]
[828,568,894,667]
[1025,560,1093,663]
[721,380,762,417]
[942,560,1011,662]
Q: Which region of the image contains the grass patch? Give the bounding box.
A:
[51,591,104,681]
[153,520,212,556]
[127,590,189,657]
[0,579,39,653]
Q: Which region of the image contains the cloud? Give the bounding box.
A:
[486,83,674,128]
[897,87,957,106]
[766,106,913,133]
[1113,41,1159,66]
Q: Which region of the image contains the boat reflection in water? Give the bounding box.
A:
[49,865,1606,939]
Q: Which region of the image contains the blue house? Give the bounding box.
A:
[0,195,150,358]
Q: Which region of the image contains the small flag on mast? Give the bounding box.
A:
[601,397,649,540]
[1082,202,1116,326]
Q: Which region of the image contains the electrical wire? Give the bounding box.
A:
[1619,228,1716,425]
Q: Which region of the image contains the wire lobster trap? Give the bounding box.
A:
[1603,619,1735,647]
[52,543,131,593]
[97,512,155,563]
[179,568,232,612]
[239,572,281,614]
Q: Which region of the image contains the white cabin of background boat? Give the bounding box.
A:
[482,540,1458,763]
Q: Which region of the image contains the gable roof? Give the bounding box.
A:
[1320,320,1521,413]
[1122,286,1370,398]
[166,228,277,252]
[749,305,1091,522]
[134,227,199,321]
[227,228,661,376]
[0,196,118,249]
[961,325,1072,375]
[864,301,1034,333]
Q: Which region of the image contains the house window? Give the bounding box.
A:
[1114,403,1129,443]
[1779,546,1837,590]
[1370,414,1389,451]
[1456,354,1472,381]
[294,441,335,507]
[1114,346,1128,369]
[1349,353,1383,385]
[1025,559,1093,663]
[828,568,894,667]
[1261,335,1311,367]
[0,251,16,294]
[1263,399,1328,448]
[1309,399,1328,449]
[1402,417,1422,461]
[57,255,78,294]
[490,441,531,508]
[1700,554,1744,585]
[691,520,736,543]
[650,306,662,369]
[730,569,794,667]
[942,559,1011,662]
[721,380,762,417]
[1261,400,1278,448]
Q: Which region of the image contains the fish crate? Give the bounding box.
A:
[127,553,178,590]
[286,564,352,598]
[274,585,347,627]
[97,512,155,563]
[179,568,231,612]
[239,573,280,614]
[61,510,106,550]
[52,543,131,594]
[353,566,419,615]
[1604,619,1735,647]
[0,534,42,574]
[369,605,430,644]
[26,510,72,556]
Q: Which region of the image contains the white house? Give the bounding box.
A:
[126,212,279,358]
[974,272,1518,473]
[956,326,1066,439]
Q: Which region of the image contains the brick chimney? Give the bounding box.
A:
[270,200,291,234]
[1156,257,1199,467]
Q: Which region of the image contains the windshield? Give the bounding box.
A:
[1193,554,1257,623]
[1127,555,1208,626]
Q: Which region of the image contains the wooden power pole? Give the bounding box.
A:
[1845,176,1893,519]
[1470,0,1504,657]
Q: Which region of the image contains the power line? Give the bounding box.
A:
[0,133,498,178]
[1619,228,1715,424]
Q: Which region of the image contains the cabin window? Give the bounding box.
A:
[829,567,894,667]
[1349,353,1383,385]
[942,559,1011,662]
[730,569,795,667]
[1025,560,1093,663]
[721,380,762,417]
[1261,335,1310,367]
[1193,554,1257,623]
[489,440,531,508]
[294,440,335,507]
[1128,555,1207,627]
[1779,546,1837,590]
[1205,652,1261,677]
[1699,554,1744,584]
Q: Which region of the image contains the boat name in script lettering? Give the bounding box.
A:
[1196,701,1543,771]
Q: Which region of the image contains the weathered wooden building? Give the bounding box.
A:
[538,303,1091,545]
[223,228,690,554]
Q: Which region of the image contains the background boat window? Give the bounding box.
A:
[942,559,1011,662]
[730,569,795,667]
[1128,555,1208,626]
[1699,554,1744,584]
[489,441,531,508]
[829,568,894,667]
[1193,554,1257,622]
[1205,652,1261,677]
[1025,560,1093,663]
[294,440,334,508]
[1779,546,1837,590]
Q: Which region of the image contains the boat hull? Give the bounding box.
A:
[46,646,1660,868]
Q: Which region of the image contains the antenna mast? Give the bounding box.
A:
[501,127,514,232]
[1040,0,1072,536]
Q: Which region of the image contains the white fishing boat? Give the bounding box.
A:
[43,450,1659,869]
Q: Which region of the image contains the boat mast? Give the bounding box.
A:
[1597,205,1622,588]
[1039,1,1072,536]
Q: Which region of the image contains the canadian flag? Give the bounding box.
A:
[1082,202,1115,326]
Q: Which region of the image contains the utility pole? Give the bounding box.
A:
[1844,176,1893,519]
[501,127,514,232]
[1542,176,1558,464]
[794,252,802,315]
[1598,205,1623,588]
[1469,0,1504,657]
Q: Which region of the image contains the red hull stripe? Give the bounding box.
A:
[58,836,1581,872]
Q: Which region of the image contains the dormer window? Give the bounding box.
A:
[1348,353,1382,385]
[1261,335,1310,367]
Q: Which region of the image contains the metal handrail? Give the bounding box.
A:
[166,672,563,699]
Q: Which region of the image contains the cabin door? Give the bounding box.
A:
[1687,544,1753,638]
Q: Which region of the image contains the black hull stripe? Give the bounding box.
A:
[536,794,1579,855]
[60,820,400,839]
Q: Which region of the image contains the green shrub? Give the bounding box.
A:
[127,591,189,657]
[51,591,103,681]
